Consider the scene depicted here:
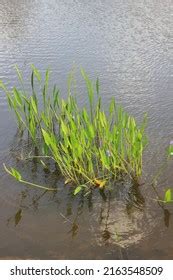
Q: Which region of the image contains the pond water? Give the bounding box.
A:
[0,0,172,259]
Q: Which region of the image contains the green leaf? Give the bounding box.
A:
[31,65,41,82]
[41,112,49,127]
[109,98,115,114]
[30,96,38,114]
[99,149,109,169]
[3,164,22,181]
[11,168,22,181]
[96,78,99,95]
[0,80,7,91]
[164,189,172,203]
[53,87,59,108]
[168,143,173,156]
[13,88,23,106]
[42,129,52,146]
[45,68,50,91]
[74,185,82,195]
[14,65,23,84]
[61,120,68,135]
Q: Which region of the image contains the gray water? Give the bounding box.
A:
[0,0,172,259]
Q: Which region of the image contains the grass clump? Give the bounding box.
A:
[0,66,147,194]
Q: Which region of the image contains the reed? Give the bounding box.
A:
[1,66,147,194]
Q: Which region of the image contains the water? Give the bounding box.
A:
[0,0,172,259]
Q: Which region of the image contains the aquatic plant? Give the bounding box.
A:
[0,66,147,194]
[161,141,173,203]
[152,140,173,204]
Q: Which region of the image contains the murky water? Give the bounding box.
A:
[0,0,172,259]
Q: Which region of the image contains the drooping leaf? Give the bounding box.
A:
[3,164,22,181]
[11,168,22,181]
[31,64,41,82]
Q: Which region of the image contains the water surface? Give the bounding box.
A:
[0,0,172,259]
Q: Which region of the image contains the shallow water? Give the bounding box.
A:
[0,0,172,259]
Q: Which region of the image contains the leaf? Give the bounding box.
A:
[40,160,48,169]
[31,71,34,91]
[87,124,95,139]
[11,168,22,181]
[169,142,173,156]
[0,80,7,91]
[61,120,68,135]
[65,178,72,185]
[13,88,23,106]
[31,65,41,82]
[3,164,22,181]
[96,78,99,95]
[41,112,49,126]
[53,87,59,108]
[99,180,106,189]
[14,65,23,84]
[30,96,38,114]
[109,98,115,114]
[42,129,52,146]
[3,163,13,176]
[99,149,109,169]
[29,116,36,139]
[45,69,50,89]
[74,186,82,195]
[164,189,172,203]
[94,179,106,189]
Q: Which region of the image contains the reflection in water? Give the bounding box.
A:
[7,209,22,227]
[14,209,22,227]
[6,174,146,243]
[1,155,173,259]
[3,133,173,258]
[164,209,171,228]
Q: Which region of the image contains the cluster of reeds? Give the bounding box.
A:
[0,66,147,194]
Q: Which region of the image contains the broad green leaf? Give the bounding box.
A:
[3,164,22,181]
[74,186,82,195]
[42,129,52,146]
[31,65,41,82]
[61,120,68,135]
[109,98,115,114]
[13,88,23,106]
[30,96,38,114]
[164,189,172,203]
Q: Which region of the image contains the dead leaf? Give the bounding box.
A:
[93,179,106,189]
[65,178,72,185]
